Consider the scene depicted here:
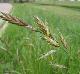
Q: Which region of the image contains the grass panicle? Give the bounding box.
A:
[50,62,67,69]
[59,32,68,49]
[0,12,36,31]
[34,16,60,47]
[34,16,53,38]
[38,50,56,60]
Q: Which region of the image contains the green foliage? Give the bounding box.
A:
[0,3,80,74]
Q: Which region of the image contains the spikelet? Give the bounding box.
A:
[34,16,59,47]
[0,12,36,31]
[59,32,68,49]
[43,36,59,47]
[34,16,53,38]
[50,63,67,69]
[38,50,56,60]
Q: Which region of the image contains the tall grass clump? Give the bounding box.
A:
[0,12,72,74]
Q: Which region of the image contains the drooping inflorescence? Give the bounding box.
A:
[0,12,36,31]
[34,16,59,47]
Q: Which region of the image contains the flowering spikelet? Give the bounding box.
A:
[50,63,67,69]
[0,12,36,31]
[38,50,56,60]
[34,16,59,47]
[34,16,53,38]
[59,32,68,49]
[43,36,59,47]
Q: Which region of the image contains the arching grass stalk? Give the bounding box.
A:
[0,12,71,72]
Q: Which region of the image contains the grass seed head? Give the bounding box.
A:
[38,50,56,60]
[34,16,59,47]
[34,16,53,38]
[44,36,59,47]
[60,33,68,49]
[50,63,67,69]
[0,12,36,31]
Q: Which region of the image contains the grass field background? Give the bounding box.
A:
[0,3,80,74]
